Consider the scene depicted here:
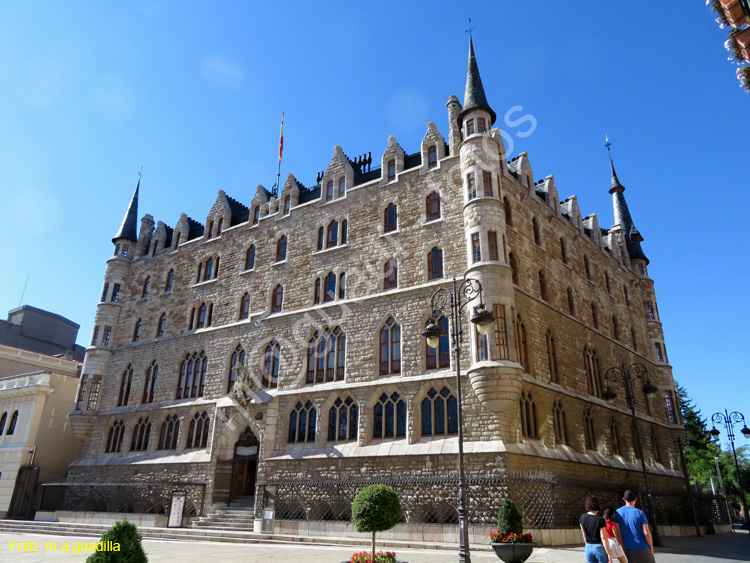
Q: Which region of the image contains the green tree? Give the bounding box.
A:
[86,520,148,563]
[676,382,721,485]
[351,485,401,563]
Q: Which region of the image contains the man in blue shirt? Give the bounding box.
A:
[615,490,656,563]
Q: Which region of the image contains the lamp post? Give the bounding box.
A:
[709,410,750,531]
[602,361,662,547]
[422,277,493,563]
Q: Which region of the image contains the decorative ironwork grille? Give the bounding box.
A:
[38,482,206,517]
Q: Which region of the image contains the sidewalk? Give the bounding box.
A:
[1,530,748,562]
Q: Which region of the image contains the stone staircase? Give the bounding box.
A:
[192,495,256,531]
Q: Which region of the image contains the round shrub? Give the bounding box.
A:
[497,499,523,536]
[351,485,402,533]
[86,520,148,563]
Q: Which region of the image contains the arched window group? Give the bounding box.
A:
[189,302,213,330]
[421,387,457,436]
[328,397,358,441]
[142,361,158,403]
[379,318,401,375]
[156,313,167,338]
[263,340,280,388]
[0,411,18,435]
[118,365,133,407]
[288,401,316,443]
[583,409,596,450]
[228,344,245,393]
[520,391,538,439]
[186,411,210,449]
[313,272,346,304]
[177,351,207,399]
[197,256,219,283]
[306,328,346,384]
[583,347,601,397]
[105,419,125,453]
[546,330,559,384]
[158,414,180,450]
[426,317,449,370]
[319,219,347,249]
[130,417,151,452]
[553,400,567,445]
[373,392,406,438]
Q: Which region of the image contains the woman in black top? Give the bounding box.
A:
[579,495,614,563]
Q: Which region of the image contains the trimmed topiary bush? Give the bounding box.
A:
[352,485,401,563]
[85,520,148,563]
[496,499,523,536]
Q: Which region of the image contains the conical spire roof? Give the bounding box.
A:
[608,161,649,264]
[458,38,496,126]
[112,179,139,243]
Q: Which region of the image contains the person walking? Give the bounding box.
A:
[615,490,656,563]
[602,506,628,563]
[579,494,614,563]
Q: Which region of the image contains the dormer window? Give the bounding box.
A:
[217,218,223,235]
[387,160,396,182]
[466,119,475,136]
[283,195,290,215]
[326,181,334,201]
[477,117,487,134]
[121,245,129,257]
[427,146,437,169]
[338,177,346,198]
[252,206,260,225]
[207,221,214,239]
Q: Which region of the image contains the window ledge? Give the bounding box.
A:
[562,262,572,271]
[137,296,148,302]
[380,229,400,238]
[240,268,255,276]
[314,243,349,256]
[201,236,221,245]
[192,278,218,289]
[271,259,288,267]
[534,243,545,252]
[161,290,172,297]
[423,217,443,226]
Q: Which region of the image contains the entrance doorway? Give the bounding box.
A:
[230,428,259,501]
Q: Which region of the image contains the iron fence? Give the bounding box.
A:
[38,482,206,517]
[258,472,729,528]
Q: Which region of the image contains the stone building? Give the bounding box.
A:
[65,40,685,537]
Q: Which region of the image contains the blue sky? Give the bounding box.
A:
[1,1,747,440]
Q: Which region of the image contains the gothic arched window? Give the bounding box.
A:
[373,392,406,438]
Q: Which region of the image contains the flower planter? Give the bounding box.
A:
[719,0,749,27]
[733,27,750,62]
[491,543,535,563]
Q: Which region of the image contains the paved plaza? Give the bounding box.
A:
[1,531,748,562]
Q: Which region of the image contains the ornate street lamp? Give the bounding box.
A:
[422,277,492,563]
[602,362,662,547]
[710,409,750,531]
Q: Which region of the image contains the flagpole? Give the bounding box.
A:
[274,112,284,197]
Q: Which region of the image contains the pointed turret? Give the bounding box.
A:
[458,38,496,126]
[608,160,649,264]
[112,179,139,243]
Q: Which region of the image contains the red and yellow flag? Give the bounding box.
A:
[279,112,284,162]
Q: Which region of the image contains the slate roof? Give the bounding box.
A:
[458,38,496,126]
[112,180,139,243]
[226,194,249,226]
[186,216,204,240]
